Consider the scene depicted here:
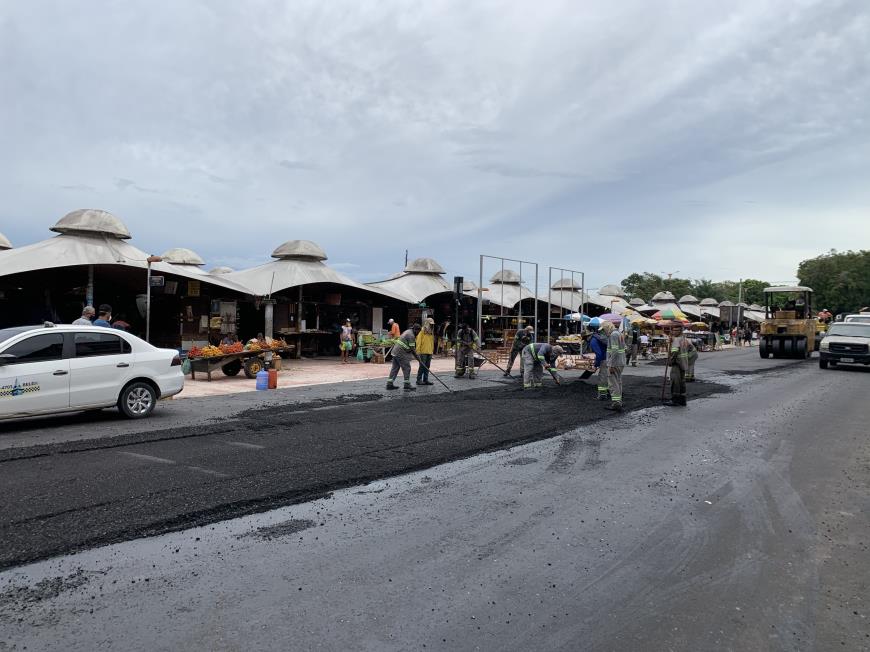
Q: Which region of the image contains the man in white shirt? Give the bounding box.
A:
[72,306,95,325]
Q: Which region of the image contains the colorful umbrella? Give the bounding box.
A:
[598,312,623,323]
[652,308,689,322]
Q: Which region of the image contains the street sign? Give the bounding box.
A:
[149,275,165,288]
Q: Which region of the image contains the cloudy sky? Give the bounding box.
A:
[1,0,868,291]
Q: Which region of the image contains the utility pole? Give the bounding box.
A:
[404,249,408,267]
[737,278,744,325]
[145,255,163,343]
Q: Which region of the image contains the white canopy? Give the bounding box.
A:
[0,232,253,294]
[368,257,453,303]
[0,232,11,250]
[228,256,407,300]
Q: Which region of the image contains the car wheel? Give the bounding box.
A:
[819,359,828,369]
[118,381,157,419]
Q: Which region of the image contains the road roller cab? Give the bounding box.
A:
[759,286,816,359]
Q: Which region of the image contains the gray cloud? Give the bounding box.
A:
[1,0,869,288]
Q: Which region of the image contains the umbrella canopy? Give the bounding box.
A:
[567,313,591,322]
[653,308,690,322]
[598,312,623,323]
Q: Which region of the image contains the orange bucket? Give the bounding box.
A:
[267,368,278,389]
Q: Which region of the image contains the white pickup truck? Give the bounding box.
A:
[819,322,870,369]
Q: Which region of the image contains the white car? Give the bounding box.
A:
[0,323,184,420]
[843,314,870,324]
[819,322,870,369]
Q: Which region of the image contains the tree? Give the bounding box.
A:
[620,273,664,301]
[740,279,769,305]
[798,250,870,314]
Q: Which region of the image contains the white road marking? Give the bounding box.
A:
[225,441,265,450]
[118,452,176,465]
[185,465,230,478]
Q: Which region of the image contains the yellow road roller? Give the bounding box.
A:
[759,286,817,359]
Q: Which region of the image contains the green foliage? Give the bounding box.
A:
[619,274,768,304]
[797,249,870,314]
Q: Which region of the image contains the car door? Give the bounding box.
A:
[0,332,69,416]
[69,331,134,408]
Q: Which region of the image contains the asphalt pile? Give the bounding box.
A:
[0,376,726,569]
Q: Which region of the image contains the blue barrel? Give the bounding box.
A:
[255,369,269,391]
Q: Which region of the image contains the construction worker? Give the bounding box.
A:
[587,318,609,400]
[667,324,696,406]
[685,334,699,382]
[520,342,565,389]
[386,323,421,391]
[454,323,481,378]
[626,325,640,367]
[600,320,626,411]
[504,325,534,376]
[415,318,436,385]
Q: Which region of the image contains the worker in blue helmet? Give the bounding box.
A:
[587,318,609,400]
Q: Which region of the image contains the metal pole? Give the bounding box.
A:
[145,261,152,343]
[534,264,539,343]
[478,254,483,341]
[547,267,552,342]
[87,264,94,307]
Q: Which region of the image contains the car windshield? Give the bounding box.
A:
[827,323,870,338]
[845,315,870,323]
[0,326,40,347]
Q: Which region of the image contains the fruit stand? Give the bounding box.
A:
[186,340,295,381]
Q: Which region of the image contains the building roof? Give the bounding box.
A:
[678,295,699,304]
[598,284,625,297]
[629,297,646,306]
[551,277,583,291]
[718,300,735,307]
[489,269,524,284]
[699,297,719,306]
[651,291,677,302]
[0,231,252,294]
[0,232,11,250]
[209,266,234,275]
[368,272,452,303]
[271,240,328,261]
[763,285,813,293]
[227,257,406,300]
[50,209,132,239]
[403,257,446,274]
[161,247,205,266]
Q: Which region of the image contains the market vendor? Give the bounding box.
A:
[221,333,238,346]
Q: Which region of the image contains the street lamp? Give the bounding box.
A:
[145,255,163,343]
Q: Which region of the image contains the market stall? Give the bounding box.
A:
[186,340,294,381]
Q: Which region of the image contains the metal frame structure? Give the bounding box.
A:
[546,267,585,342]
[477,255,539,344]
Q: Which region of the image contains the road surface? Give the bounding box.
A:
[1,348,867,651]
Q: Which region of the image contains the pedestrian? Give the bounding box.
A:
[639,331,650,358]
[72,305,95,325]
[415,318,436,385]
[667,324,696,406]
[600,320,626,412]
[92,304,113,328]
[504,325,534,377]
[387,318,401,340]
[340,319,354,364]
[520,342,565,390]
[587,318,609,400]
[744,326,753,347]
[386,323,421,391]
[685,333,699,382]
[454,322,481,378]
[626,325,640,367]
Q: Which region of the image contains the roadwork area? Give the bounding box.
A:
[0,373,725,570]
[1,348,868,651]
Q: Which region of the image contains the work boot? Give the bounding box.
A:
[604,402,623,412]
[403,382,416,391]
[416,380,425,386]
[424,380,434,385]
[678,395,687,406]
[503,371,511,377]
[386,380,398,390]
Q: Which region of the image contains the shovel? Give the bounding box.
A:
[413,353,454,394]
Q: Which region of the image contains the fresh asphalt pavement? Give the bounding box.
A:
[1,348,868,651]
